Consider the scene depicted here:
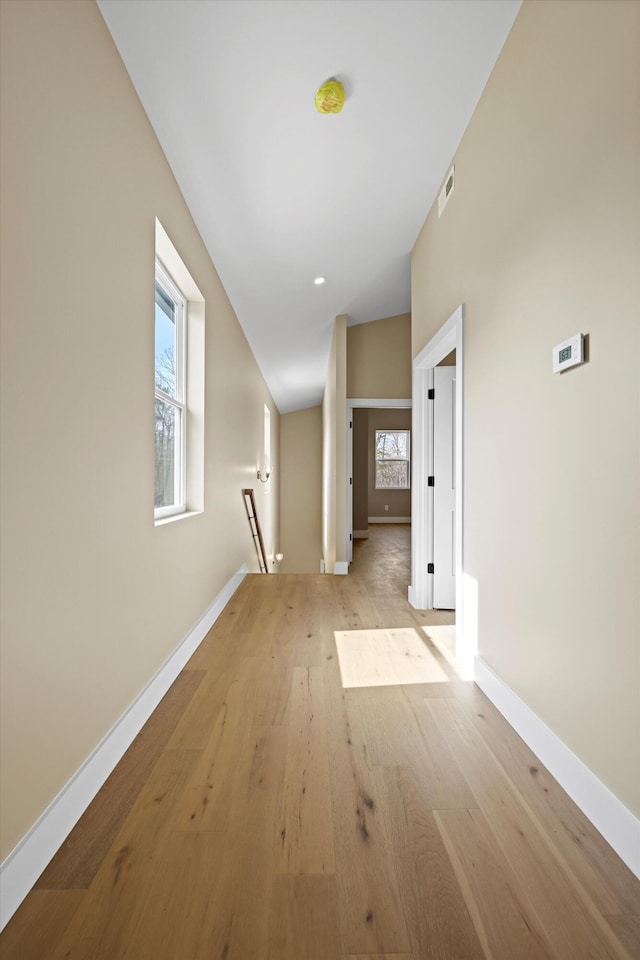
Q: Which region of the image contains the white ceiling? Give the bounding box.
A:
[97,0,521,413]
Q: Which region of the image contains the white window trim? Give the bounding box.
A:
[374,428,411,490]
[154,258,187,520]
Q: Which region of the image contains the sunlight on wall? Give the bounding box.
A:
[460,572,479,669]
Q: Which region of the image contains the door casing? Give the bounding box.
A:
[409,305,464,656]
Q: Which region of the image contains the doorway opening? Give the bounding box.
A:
[346,399,412,579]
[410,305,466,661]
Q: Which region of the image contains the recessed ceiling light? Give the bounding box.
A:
[314,276,326,285]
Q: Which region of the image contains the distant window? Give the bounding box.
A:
[154,260,186,518]
[264,404,271,475]
[375,429,410,489]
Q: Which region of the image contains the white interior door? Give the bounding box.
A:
[433,366,456,608]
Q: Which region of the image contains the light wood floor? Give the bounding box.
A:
[2,525,639,959]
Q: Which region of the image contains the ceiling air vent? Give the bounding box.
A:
[438,165,455,218]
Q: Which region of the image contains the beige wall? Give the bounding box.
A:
[322,328,337,572]
[0,0,279,860]
[439,349,456,367]
[347,313,412,398]
[322,316,347,572]
[412,0,640,816]
[279,406,322,573]
[335,318,347,566]
[352,409,369,533]
[367,409,412,519]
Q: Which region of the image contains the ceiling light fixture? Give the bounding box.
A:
[314,276,326,285]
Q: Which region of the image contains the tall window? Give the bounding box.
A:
[263,404,271,476]
[154,259,186,518]
[375,429,410,489]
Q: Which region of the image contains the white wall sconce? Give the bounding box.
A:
[257,468,271,483]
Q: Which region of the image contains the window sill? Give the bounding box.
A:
[154,509,203,527]
[374,487,411,491]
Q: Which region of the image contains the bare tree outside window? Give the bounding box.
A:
[375,429,410,489]
[154,262,186,518]
[155,347,176,508]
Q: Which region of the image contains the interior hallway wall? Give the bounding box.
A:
[322,316,347,573]
[352,409,369,535]
[0,0,279,861]
[347,313,411,398]
[412,0,640,817]
[279,406,323,573]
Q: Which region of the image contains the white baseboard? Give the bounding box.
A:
[353,530,369,539]
[368,517,411,524]
[474,656,640,879]
[0,564,248,931]
[333,561,349,575]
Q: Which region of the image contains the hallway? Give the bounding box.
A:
[2,530,638,958]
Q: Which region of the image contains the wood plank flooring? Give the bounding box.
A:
[2,524,638,959]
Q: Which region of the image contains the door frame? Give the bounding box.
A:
[409,305,464,643]
[432,364,457,609]
[346,398,412,563]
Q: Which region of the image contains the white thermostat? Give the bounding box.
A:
[552,333,584,374]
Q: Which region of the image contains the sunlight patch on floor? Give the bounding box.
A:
[420,625,474,680]
[335,627,450,688]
